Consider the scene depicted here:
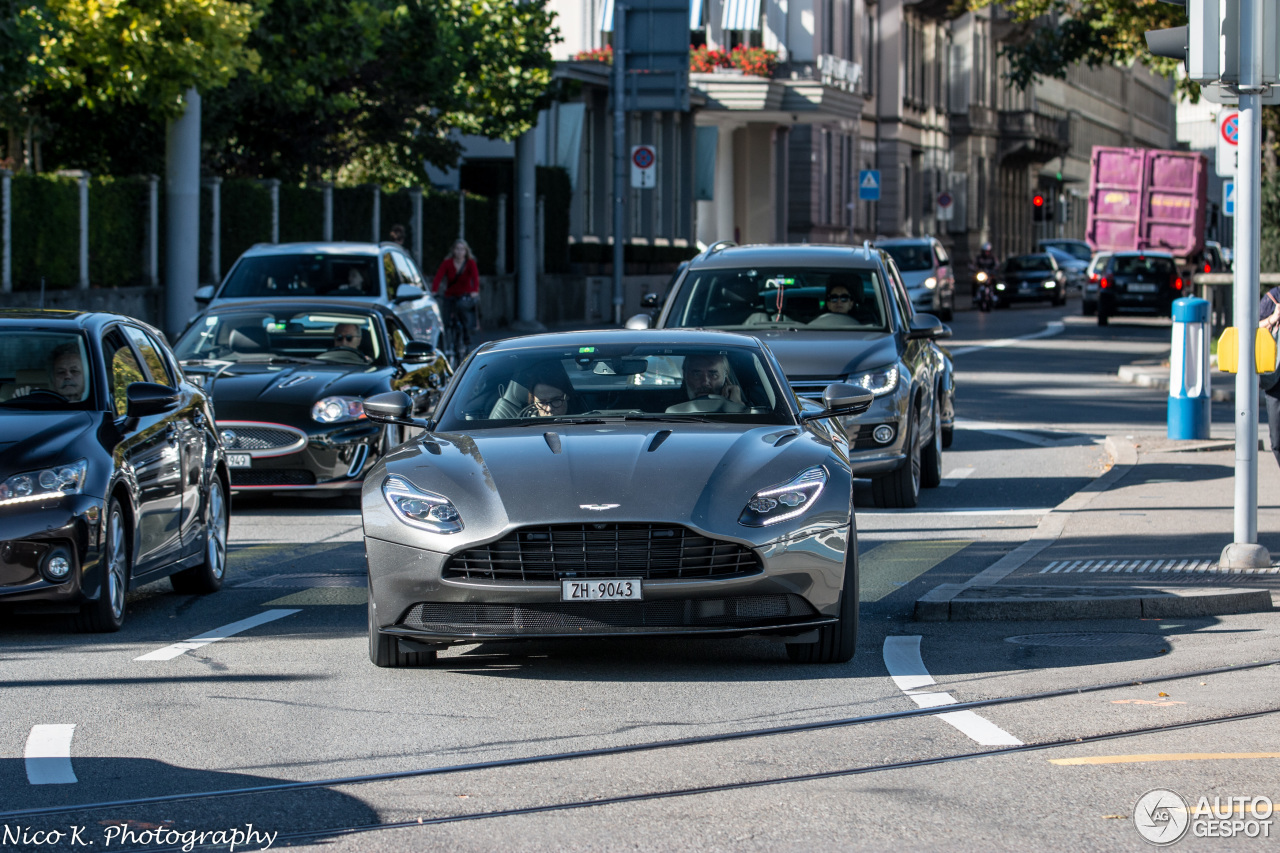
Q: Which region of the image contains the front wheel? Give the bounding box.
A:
[871,413,920,508]
[75,498,129,633]
[787,524,858,664]
[369,599,436,667]
[171,476,228,594]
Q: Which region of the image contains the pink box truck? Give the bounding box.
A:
[1086,145,1208,265]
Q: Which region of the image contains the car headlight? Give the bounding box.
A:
[1043,280,1057,288]
[0,459,88,505]
[923,276,937,290]
[847,365,898,397]
[382,475,464,534]
[739,466,827,527]
[312,396,366,423]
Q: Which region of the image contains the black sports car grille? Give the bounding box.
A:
[219,422,307,453]
[442,524,761,582]
[399,594,816,634]
[230,469,316,487]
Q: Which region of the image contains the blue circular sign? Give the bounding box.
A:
[632,147,654,169]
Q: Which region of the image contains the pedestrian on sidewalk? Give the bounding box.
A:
[388,224,406,246]
[1259,285,1280,466]
[432,238,482,356]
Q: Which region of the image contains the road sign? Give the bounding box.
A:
[858,170,880,202]
[1224,180,1236,217]
[631,145,656,189]
[1217,111,1239,178]
[937,191,953,221]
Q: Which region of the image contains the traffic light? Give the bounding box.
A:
[1032,193,1048,221]
[1146,0,1280,86]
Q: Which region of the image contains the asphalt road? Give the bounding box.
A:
[3,297,1278,853]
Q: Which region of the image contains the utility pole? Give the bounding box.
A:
[165,88,201,338]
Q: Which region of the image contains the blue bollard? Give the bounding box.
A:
[1168,297,1211,440]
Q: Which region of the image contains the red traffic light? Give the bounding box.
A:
[1032,194,1045,207]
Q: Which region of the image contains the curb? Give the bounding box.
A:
[1116,361,1233,402]
[914,586,1274,622]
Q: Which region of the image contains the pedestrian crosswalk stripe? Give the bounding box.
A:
[862,540,972,602]
[1039,559,1279,575]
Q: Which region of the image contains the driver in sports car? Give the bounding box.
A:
[332,323,363,351]
[14,343,87,401]
[668,352,746,414]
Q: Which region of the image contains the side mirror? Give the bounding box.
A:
[401,341,436,364]
[907,314,951,341]
[125,382,181,418]
[624,314,653,330]
[194,285,215,305]
[394,283,426,303]
[798,383,873,423]
[640,292,661,309]
[364,390,429,428]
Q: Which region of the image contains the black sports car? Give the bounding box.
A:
[0,310,228,632]
[173,300,451,497]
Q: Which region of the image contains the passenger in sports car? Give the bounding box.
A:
[332,322,364,351]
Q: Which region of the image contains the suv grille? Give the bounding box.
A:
[442,524,760,582]
[399,594,816,634]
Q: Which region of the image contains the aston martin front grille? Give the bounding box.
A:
[399,594,816,633]
[442,524,761,582]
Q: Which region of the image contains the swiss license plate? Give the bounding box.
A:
[227,453,252,468]
[561,579,642,602]
[1127,283,1157,293]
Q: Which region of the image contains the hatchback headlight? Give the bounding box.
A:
[739,467,827,527]
[312,396,365,423]
[923,276,937,290]
[382,475,464,534]
[0,459,88,505]
[847,365,898,397]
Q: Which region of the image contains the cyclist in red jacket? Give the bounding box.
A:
[431,239,481,357]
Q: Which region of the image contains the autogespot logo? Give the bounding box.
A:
[1134,789,1191,845]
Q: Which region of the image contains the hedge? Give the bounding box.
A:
[11,174,79,289]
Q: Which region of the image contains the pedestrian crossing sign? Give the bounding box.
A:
[1224,180,1235,217]
[859,170,881,201]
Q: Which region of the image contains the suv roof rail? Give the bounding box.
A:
[703,239,737,256]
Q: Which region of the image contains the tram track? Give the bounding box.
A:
[4,656,1277,828]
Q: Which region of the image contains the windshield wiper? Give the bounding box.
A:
[622,413,715,423]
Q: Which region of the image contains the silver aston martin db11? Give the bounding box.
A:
[360,329,871,667]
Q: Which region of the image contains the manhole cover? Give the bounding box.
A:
[1004,633,1167,648]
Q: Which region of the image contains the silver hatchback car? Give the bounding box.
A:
[874,237,956,322]
[195,242,444,348]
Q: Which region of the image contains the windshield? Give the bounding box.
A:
[435,343,791,431]
[1042,241,1093,263]
[174,309,387,366]
[219,254,380,299]
[663,268,889,331]
[0,331,95,410]
[1004,255,1054,273]
[879,244,934,272]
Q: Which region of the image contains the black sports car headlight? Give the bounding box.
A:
[739,466,827,527]
[313,396,366,423]
[0,459,88,506]
[382,475,464,534]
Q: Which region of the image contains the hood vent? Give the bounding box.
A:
[543,432,562,454]
[647,430,672,453]
[274,375,315,390]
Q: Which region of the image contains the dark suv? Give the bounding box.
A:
[1096,251,1183,326]
[629,242,955,509]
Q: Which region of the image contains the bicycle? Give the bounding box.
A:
[439,296,474,366]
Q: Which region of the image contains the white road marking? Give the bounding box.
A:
[947,321,1065,357]
[940,467,974,487]
[883,636,1023,747]
[25,725,77,785]
[860,507,1050,516]
[1037,559,1269,574]
[954,418,1074,447]
[135,609,301,661]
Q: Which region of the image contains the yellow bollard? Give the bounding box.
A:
[1218,327,1239,373]
[1257,328,1277,374]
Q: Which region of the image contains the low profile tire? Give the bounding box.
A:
[75,498,129,633]
[368,599,436,667]
[921,401,943,489]
[1097,311,1109,326]
[941,425,954,449]
[171,476,228,594]
[787,525,859,664]
[871,412,921,509]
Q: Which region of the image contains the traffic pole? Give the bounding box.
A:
[1222,0,1272,569]
[612,4,627,326]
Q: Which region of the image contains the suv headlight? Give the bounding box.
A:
[923,276,937,290]
[847,365,898,397]
[0,459,88,505]
[739,466,827,527]
[382,475,463,534]
[312,396,365,423]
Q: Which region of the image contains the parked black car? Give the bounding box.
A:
[173,300,451,498]
[1096,251,1184,326]
[0,310,229,632]
[994,253,1068,307]
[630,242,955,509]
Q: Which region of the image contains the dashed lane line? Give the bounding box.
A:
[25,725,76,785]
[861,540,972,602]
[134,609,301,661]
[882,636,1023,747]
[946,321,1065,357]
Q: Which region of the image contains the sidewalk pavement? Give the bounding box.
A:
[469,323,1278,622]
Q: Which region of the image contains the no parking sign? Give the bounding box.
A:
[631,145,656,189]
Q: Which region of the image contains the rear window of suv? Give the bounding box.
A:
[1112,256,1175,276]
[664,267,889,331]
[220,254,380,299]
[880,244,934,272]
